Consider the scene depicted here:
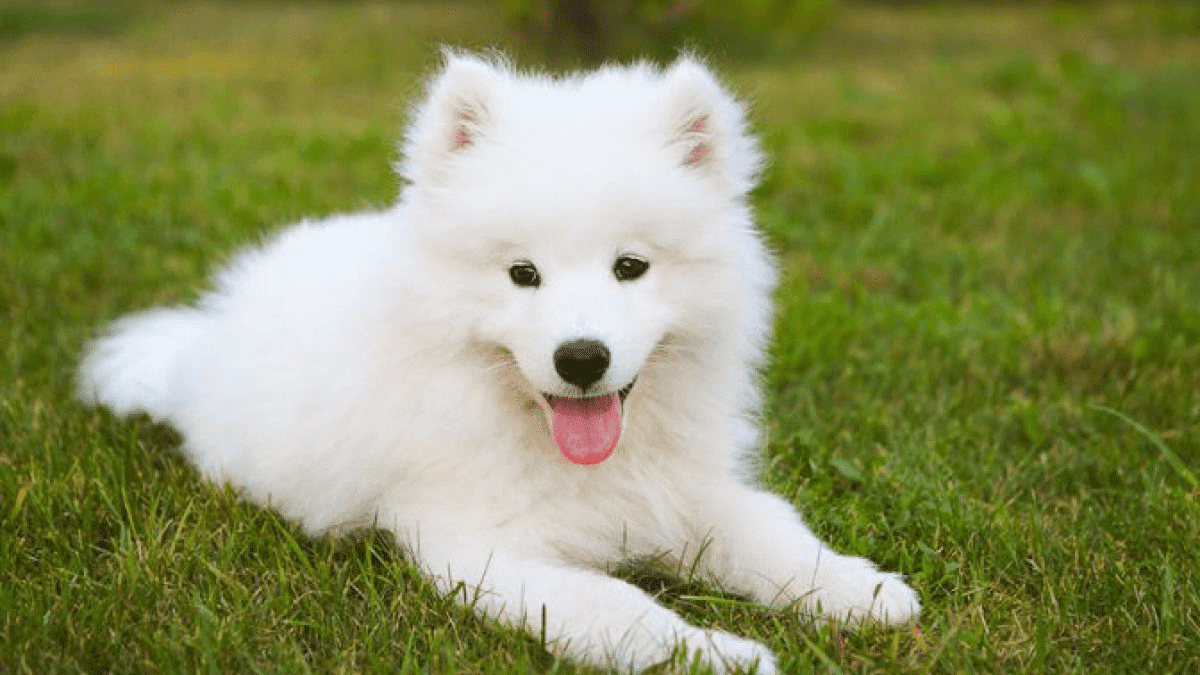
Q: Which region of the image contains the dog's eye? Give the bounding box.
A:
[613,255,649,282]
[508,261,541,288]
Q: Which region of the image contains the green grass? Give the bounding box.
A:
[3,1,1199,672]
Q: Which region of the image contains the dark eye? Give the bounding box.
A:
[613,255,649,282]
[508,261,541,288]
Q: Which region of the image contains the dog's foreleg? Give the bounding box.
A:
[687,486,920,625]
[406,532,777,673]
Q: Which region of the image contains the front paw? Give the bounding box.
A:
[681,630,777,675]
[807,555,920,625]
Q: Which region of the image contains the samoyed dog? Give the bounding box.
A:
[79,52,919,672]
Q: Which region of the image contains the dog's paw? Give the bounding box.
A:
[808,555,921,626]
[673,630,776,674]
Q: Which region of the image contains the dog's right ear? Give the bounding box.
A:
[397,50,503,186]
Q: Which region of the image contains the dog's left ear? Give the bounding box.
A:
[398,50,504,186]
[660,56,762,195]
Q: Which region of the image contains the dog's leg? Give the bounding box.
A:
[686,486,920,625]
[406,532,777,673]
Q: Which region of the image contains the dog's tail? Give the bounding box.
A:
[78,307,206,421]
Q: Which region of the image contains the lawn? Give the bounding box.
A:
[2,1,1198,672]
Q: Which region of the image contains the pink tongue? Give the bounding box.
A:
[549,393,622,465]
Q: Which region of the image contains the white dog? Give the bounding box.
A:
[79,52,919,673]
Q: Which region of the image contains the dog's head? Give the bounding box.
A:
[397,52,772,465]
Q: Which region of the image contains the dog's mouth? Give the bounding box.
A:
[541,380,635,465]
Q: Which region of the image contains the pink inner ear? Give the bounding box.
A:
[454,110,476,149]
[454,125,472,149]
[683,116,710,163]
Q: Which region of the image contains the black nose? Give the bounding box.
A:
[553,339,610,391]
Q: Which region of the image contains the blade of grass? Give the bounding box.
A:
[1089,404,1199,489]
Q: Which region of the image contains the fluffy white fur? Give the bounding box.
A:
[79,52,919,673]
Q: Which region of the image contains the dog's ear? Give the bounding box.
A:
[398,50,503,186]
[661,56,762,194]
